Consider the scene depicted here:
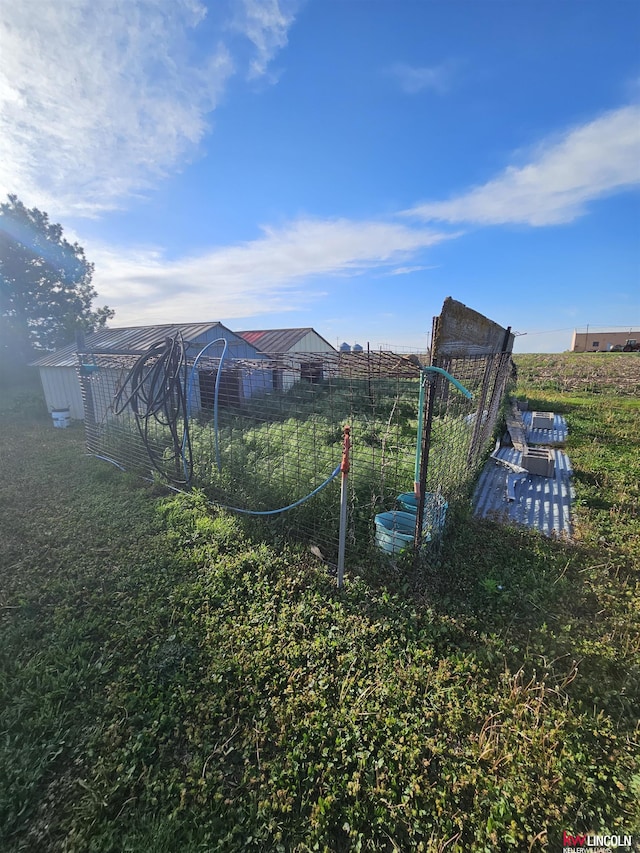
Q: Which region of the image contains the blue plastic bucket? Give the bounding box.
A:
[374,511,416,554]
[396,492,419,513]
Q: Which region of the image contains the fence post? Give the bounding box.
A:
[414,369,437,552]
[76,330,97,451]
[414,316,439,552]
[337,424,351,589]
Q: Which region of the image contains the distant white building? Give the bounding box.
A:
[571,327,640,352]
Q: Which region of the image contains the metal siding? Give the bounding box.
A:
[38,367,85,419]
[187,327,265,360]
[31,322,263,367]
[188,370,203,415]
[32,324,265,423]
[242,368,272,400]
[295,330,336,354]
[283,370,297,391]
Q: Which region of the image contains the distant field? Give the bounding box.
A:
[514,352,640,395]
[0,360,638,852]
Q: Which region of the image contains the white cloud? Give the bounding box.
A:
[388,265,440,276]
[0,0,297,217]
[234,0,299,80]
[387,62,454,95]
[405,105,640,225]
[87,217,453,324]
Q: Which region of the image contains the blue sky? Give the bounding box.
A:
[1,0,639,352]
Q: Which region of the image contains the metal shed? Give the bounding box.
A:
[236,327,336,391]
[31,322,265,421]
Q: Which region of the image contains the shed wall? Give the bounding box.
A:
[37,367,85,419]
[187,329,267,361]
[294,330,335,354]
[276,332,333,390]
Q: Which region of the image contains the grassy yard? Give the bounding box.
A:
[1,357,639,852]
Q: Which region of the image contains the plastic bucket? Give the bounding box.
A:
[51,409,71,428]
[396,492,419,513]
[374,511,416,555]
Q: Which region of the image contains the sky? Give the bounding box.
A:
[1,0,639,353]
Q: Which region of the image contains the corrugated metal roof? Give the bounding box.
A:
[31,322,230,368]
[473,446,573,538]
[237,328,312,354]
[521,411,569,446]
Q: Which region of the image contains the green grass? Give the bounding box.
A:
[1,361,639,851]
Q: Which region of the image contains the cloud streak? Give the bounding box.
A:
[405,105,640,225]
[0,0,298,217]
[87,217,453,324]
[235,0,298,79]
[387,62,455,95]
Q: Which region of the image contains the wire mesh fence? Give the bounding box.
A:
[78,308,513,566]
[80,347,427,563]
[420,352,514,501]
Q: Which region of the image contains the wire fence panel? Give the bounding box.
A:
[419,353,514,502]
[78,302,514,566]
[79,348,426,563]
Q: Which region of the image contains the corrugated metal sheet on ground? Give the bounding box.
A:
[521,411,568,445]
[473,446,573,538]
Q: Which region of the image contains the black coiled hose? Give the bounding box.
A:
[113,334,193,485]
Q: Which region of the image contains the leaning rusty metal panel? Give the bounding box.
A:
[473,446,573,538]
[432,297,515,357]
[416,300,515,542]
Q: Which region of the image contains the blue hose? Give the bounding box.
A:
[414,365,473,490]
[215,464,342,516]
[422,365,473,400]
